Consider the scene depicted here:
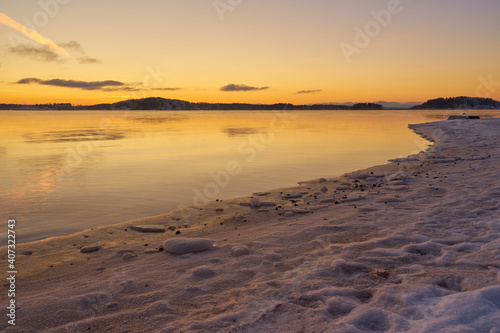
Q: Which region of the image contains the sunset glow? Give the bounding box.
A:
[1,1,499,105]
[0,12,69,56]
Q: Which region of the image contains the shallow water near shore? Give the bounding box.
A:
[1,109,498,243]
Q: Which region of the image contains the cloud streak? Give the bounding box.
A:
[9,43,102,64]
[16,78,125,91]
[77,56,102,64]
[14,77,177,92]
[58,41,84,54]
[296,89,322,94]
[220,84,269,92]
[10,45,64,62]
[0,12,69,56]
[152,87,182,91]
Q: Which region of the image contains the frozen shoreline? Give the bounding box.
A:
[2,118,500,332]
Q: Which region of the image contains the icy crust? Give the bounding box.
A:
[2,119,500,332]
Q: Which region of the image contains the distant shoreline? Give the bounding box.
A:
[0,98,383,111]
[2,96,499,111]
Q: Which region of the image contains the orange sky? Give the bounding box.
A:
[1,0,499,106]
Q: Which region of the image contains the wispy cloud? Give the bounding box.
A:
[16,78,125,91]
[220,84,269,92]
[10,45,64,62]
[61,41,102,64]
[296,89,322,94]
[77,56,102,64]
[9,43,103,64]
[151,87,182,91]
[14,77,176,92]
[0,12,69,56]
[58,41,84,54]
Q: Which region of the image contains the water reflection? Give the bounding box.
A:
[23,129,127,143]
[221,127,264,138]
[1,110,499,244]
[18,154,66,173]
[130,115,187,124]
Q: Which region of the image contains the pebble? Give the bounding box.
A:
[320,186,328,192]
[388,180,407,186]
[250,197,261,208]
[282,193,303,200]
[290,209,311,214]
[386,171,407,182]
[320,198,337,204]
[130,225,166,233]
[231,245,250,256]
[122,253,138,260]
[80,245,102,253]
[163,238,215,254]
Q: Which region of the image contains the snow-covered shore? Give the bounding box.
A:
[2,118,500,332]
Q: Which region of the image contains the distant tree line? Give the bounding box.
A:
[0,103,75,110]
[0,97,385,111]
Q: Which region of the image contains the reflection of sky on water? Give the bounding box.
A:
[18,154,66,174]
[22,129,127,144]
[221,127,264,138]
[1,110,499,244]
[129,115,188,124]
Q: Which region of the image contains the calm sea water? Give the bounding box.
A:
[1,110,498,244]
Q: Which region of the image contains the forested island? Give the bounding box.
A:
[411,97,500,110]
